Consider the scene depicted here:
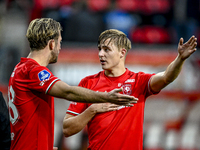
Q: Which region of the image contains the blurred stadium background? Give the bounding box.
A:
[1,0,200,149]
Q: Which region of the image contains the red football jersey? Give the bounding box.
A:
[67,69,157,150]
[8,58,60,150]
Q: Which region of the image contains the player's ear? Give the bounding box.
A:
[49,39,55,50]
[120,48,127,58]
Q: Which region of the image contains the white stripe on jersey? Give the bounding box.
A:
[45,79,60,94]
[67,110,79,115]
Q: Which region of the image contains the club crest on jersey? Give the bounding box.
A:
[38,70,50,81]
[122,84,132,95]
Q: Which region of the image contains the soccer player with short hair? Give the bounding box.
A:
[8,19,137,150]
[63,29,197,149]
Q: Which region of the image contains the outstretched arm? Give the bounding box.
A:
[63,103,119,137]
[49,81,138,105]
[150,36,197,92]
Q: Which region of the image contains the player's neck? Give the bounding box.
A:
[105,67,126,77]
[27,49,50,66]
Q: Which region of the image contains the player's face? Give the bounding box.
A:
[98,39,121,71]
[50,33,62,64]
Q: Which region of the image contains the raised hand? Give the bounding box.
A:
[178,35,197,60]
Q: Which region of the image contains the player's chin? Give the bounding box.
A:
[101,66,108,71]
[101,64,108,70]
[49,58,58,64]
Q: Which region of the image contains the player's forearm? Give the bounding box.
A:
[65,86,107,103]
[63,117,86,137]
[50,81,136,105]
[63,109,96,137]
[49,81,107,103]
[163,55,184,84]
[150,55,185,92]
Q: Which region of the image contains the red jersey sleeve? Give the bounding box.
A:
[27,66,60,94]
[137,72,158,97]
[67,102,88,116]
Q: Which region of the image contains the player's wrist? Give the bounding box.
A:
[101,91,108,101]
[88,105,98,115]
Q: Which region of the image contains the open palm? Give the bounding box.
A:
[178,36,197,60]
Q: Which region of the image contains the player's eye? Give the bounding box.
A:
[104,48,109,52]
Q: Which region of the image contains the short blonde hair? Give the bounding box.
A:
[98,29,131,52]
[26,18,62,51]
